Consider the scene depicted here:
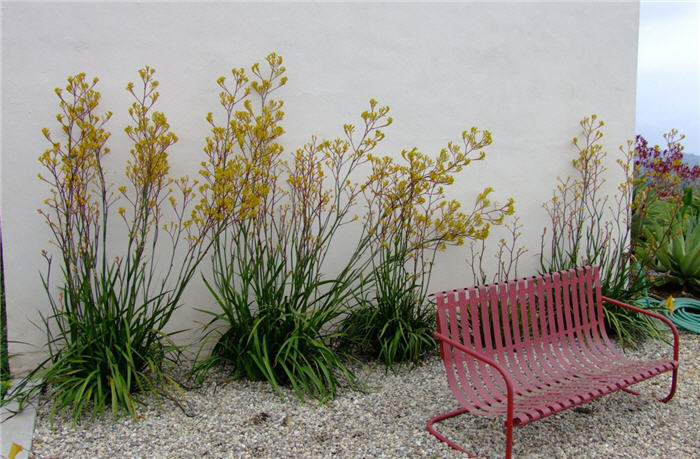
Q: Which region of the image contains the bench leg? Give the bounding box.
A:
[620,367,678,403]
[427,408,514,459]
[659,367,678,403]
[427,408,472,456]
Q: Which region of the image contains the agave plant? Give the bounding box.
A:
[656,213,700,291]
[634,186,700,292]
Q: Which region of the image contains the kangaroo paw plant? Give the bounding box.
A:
[4,68,222,423]
[540,115,662,346]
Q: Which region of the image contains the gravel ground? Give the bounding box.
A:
[30,331,698,458]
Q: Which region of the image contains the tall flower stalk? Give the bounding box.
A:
[467,216,528,286]
[540,115,661,346]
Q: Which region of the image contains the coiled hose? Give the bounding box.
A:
[634,263,700,333]
[637,296,700,334]
[663,297,700,333]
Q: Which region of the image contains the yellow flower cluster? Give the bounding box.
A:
[121,67,180,247]
[194,53,287,238]
[276,99,392,259]
[37,73,112,275]
[364,126,514,261]
[196,55,400,267]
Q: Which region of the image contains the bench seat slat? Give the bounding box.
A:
[452,356,677,426]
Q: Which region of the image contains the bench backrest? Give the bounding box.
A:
[434,265,607,362]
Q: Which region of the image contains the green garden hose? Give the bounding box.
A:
[664,297,700,333]
[636,296,700,334]
[633,263,700,333]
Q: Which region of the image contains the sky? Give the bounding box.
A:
[637,1,700,156]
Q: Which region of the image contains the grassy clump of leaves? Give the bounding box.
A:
[339,246,436,367]
[195,231,357,400]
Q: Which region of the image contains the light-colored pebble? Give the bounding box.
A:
[31,331,699,458]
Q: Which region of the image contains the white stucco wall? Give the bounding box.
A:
[1,1,639,373]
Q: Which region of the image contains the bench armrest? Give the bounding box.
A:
[433,331,515,421]
[601,296,680,363]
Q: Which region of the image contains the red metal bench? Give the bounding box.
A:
[427,265,679,458]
